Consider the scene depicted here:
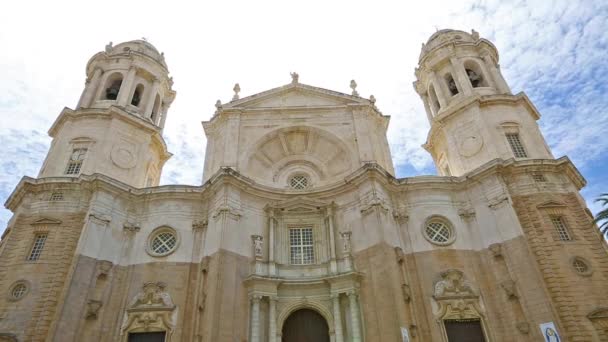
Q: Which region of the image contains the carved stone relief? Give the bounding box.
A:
[120,282,176,340]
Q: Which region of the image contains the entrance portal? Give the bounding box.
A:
[282,309,330,342]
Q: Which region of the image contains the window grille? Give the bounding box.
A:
[506,133,527,158]
[532,174,546,182]
[551,216,572,241]
[50,192,64,201]
[425,220,453,244]
[10,283,27,300]
[150,231,177,255]
[572,259,588,274]
[27,234,48,261]
[289,175,309,190]
[289,227,314,265]
[65,148,87,175]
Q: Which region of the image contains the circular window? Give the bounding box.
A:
[147,227,179,257]
[423,217,456,245]
[289,174,310,190]
[8,281,28,301]
[571,257,592,276]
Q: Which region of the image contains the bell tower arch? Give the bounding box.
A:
[414,29,554,176]
[38,40,175,188]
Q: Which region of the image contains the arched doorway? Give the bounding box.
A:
[282,309,330,342]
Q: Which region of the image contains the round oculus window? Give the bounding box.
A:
[9,282,28,301]
[289,174,309,190]
[423,218,455,245]
[571,257,592,276]
[147,228,179,257]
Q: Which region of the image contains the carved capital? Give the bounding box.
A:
[401,283,411,303]
[86,299,102,319]
[489,243,502,257]
[123,222,140,233]
[192,219,208,231]
[500,279,518,299]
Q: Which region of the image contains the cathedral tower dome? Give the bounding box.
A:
[415,29,553,176]
[37,40,174,188]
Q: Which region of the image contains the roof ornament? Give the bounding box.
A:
[350,80,359,96]
[290,72,299,84]
[105,42,113,53]
[232,83,241,101]
[215,100,222,114]
[141,37,148,42]
[369,95,376,104]
[471,29,479,40]
[160,52,165,63]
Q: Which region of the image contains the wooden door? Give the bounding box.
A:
[282,309,330,342]
[445,319,486,342]
[128,332,166,342]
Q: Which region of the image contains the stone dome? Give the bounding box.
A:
[108,40,167,68]
[419,29,479,61]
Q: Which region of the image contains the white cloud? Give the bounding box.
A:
[0,0,607,230]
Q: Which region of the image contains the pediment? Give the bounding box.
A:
[31,217,62,225]
[266,196,331,212]
[225,83,369,109]
[536,201,566,209]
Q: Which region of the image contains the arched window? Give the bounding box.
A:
[463,60,488,88]
[151,94,161,122]
[445,73,459,96]
[104,72,123,100]
[131,84,144,107]
[428,84,441,115]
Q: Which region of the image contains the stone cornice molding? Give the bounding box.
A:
[31,217,62,226]
[48,106,172,163]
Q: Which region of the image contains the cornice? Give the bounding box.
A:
[4,157,585,213]
[47,106,172,162]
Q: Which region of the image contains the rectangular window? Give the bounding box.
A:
[50,192,64,201]
[445,319,486,342]
[289,227,314,265]
[27,234,48,261]
[551,216,572,241]
[65,148,87,175]
[128,332,166,342]
[532,174,546,182]
[506,133,528,158]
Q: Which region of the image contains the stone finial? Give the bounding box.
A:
[215,99,222,113]
[105,41,113,53]
[471,29,480,40]
[290,72,299,84]
[160,52,165,62]
[369,95,376,104]
[232,83,241,101]
[350,80,359,96]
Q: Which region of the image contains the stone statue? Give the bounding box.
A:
[340,231,352,255]
[251,235,263,258]
[215,100,222,113]
[471,29,480,40]
[105,42,113,53]
[369,95,376,104]
[290,72,299,84]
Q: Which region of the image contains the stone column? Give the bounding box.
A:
[77,68,103,109]
[144,79,161,118]
[332,294,344,342]
[482,54,511,94]
[450,57,473,96]
[269,296,277,342]
[268,213,276,276]
[421,94,433,122]
[347,291,362,342]
[430,71,448,109]
[117,67,137,106]
[327,206,337,273]
[250,295,262,342]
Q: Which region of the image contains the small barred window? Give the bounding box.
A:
[9,282,28,300]
[506,133,527,158]
[289,175,309,190]
[289,227,314,265]
[50,192,64,201]
[65,148,87,175]
[572,259,588,274]
[550,216,572,241]
[148,228,178,256]
[532,174,546,182]
[424,218,455,245]
[27,234,48,261]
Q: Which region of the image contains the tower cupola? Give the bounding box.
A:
[76,39,176,130]
[415,29,553,176]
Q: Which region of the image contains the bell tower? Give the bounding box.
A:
[414,29,553,176]
[38,40,175,188]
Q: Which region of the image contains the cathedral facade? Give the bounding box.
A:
[0,30,607,342]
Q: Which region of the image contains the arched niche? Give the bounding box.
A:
[243,126,355,187]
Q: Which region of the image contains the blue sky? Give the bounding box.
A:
[0,0,607,232]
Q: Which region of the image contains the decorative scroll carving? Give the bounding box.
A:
[488,243,502,257]
[212,205,241,221]
[86,299,102,319]
[516,322,530,334]
[401,283,411,303]
[394,247,405,263]
[433,269,475,299]
[360,191,389,216]
[121,282,176,339]
[500,279,518,299]
[96,260,113,279]
[488,196,509,210]
[123,222,141,233]
[433,269,485,323]
[192,219,208,231]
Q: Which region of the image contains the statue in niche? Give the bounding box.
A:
[251,235,263,259]
[466,69,482,87]
[340,231,352,255]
